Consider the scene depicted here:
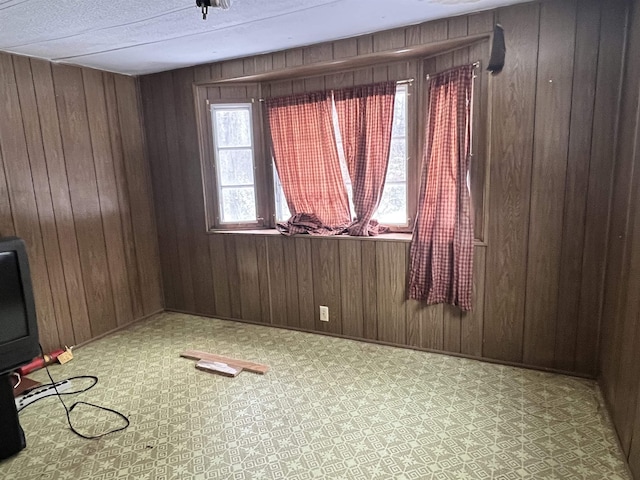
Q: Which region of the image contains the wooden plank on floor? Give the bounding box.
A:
[181,350,269,374]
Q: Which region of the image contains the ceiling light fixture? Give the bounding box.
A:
[196,0,231,20]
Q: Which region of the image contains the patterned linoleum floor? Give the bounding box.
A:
[0,312,631,480]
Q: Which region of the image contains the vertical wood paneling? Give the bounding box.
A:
[256,237,271,323]
[523,0,577,368]
[235,236,262,322]
[104,73,144,320]
[339,241,363,338]
[208,235,231,318]
[12,57,76,346]
[53,64,117,338]
[159,72,195,311]
[483,3,540,363]
[468,12,493,241]
[361,241,378,340]
[141,75,179,310]
[173,67,216,316]
[30,59,93,344]
[376,242,406,344]
[283,237,300,328]
[83,68,135,328]
[295,237,315,330]
[598,0,640,468]
[0,146,14,237]
[266,236,287,326]
[113,76,163,315]
[224,236,242,319]
[461,247,486,357]
[554,0,601,372]
[312,239,342,334]
[576,1,627,376]
[0,52,161,353]
[1,54,60,349]
[443,305,462,354]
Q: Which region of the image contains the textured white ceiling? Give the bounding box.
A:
[0,0,527,75]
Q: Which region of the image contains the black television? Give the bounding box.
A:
[0,236,40,460]
[0,236,40,375]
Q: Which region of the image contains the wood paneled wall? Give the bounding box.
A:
[599,1,640,477]
[140,0,626,377]
[0,53,163,353]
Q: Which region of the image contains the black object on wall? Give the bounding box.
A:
[488,24,506,74]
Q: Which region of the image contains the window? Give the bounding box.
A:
[210,104,257,224]
[378,84,408,225]
[195,84,269,231]
[273,84,410,227]
[198,82,411,232]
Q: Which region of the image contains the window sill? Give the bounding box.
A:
[207,228,413,242]
[207,228,488,247]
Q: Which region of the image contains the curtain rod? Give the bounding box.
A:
[257,78,414,102]
[426,61,481,81]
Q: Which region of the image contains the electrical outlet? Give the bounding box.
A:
[319,305,329,322]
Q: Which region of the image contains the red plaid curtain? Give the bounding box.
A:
[334,81,396,236]
[266,92,351,235]
[409,65,474,311]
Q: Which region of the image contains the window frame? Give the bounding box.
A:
[195,83,271,231]
[194,53,485,237]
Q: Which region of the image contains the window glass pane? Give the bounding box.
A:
[218,149,254,186]
[392,88,407,137]
[377,183,407,225]
[331,99,356,219]
[214,108,252,147]
[274,167,291,222]
[387,138,407,182]
[220,187,257,223]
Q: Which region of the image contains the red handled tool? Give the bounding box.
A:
[17,349,65,376]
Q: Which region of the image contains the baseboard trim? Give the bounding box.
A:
[74,309,165,350]
[165,308,595,380]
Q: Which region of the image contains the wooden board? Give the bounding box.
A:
[181,351,269,374]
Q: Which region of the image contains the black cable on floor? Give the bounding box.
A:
[33,344,130,440]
